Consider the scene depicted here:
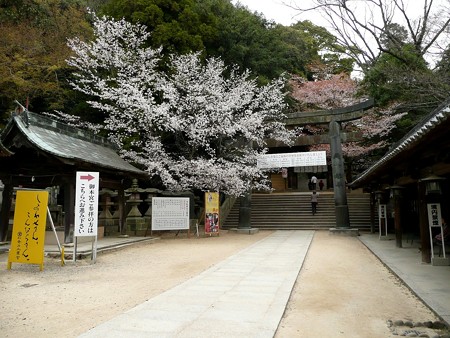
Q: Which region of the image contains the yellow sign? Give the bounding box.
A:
[205,192,220,235]
[8,190,49,271]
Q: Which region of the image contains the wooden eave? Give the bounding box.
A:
[350,97,450,189]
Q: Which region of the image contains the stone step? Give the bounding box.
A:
[222,192,373,230]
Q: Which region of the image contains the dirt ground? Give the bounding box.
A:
[0,230,446,338]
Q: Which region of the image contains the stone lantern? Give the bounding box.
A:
[125,179,146,235]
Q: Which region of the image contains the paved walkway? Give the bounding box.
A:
[78,231,314,338]
[359,234,450,326]
[74,231,449,337]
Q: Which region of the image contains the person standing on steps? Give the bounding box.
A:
[319,179,324,191]
[310,175,317,190]
[311,190,318,215]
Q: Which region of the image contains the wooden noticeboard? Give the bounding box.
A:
[8,190,49,271]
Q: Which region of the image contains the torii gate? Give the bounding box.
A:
[238,98,374,230]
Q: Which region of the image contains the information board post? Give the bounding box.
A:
[74,172,99,262]
[47,207,64,266]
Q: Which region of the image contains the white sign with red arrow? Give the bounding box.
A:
[74,171,99,237]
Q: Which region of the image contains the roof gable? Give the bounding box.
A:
[351,97,450,187]
[1,111,146,176]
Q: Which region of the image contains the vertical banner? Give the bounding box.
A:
[75,172,99,237]
[205,192,220,235]
[8,190,49,270]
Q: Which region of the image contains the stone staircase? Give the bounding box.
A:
[222,191,373,230]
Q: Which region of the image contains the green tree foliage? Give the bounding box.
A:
[435,45,450,89]
[361,38,450,140]
[0,0,354,127]
[99,0,349,82]
[289,21,353,78]
[100,0,210,54]
[0,0,91,123]
[360,18,450,140]
[362,44,429,105]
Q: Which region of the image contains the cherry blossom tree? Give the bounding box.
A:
[65,14,293,196]
[290,74,406,160]
[290,73,358,110]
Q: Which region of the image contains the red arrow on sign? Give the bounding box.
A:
[80,174,95,181]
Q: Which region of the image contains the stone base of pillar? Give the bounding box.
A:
[229,228,259,235]
[329,228,359,236]
[431,257,450,266]
[126,217,147,236]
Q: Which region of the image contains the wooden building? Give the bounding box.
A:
[350,97,450,263]
[0,108,147,242]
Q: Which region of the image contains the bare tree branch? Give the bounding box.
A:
[287,0,450,73]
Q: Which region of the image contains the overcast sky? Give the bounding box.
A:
[231,0,304,26]
[231,0,441,27]
[231,0,447,71]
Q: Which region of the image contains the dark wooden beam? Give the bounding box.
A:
[284,99,374,126]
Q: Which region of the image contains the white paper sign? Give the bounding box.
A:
[257,151,326,169]
[152,197,190,230]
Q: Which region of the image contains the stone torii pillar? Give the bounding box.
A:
[329,119,350,228]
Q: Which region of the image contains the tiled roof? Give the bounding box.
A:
[2,111,146,175]
[350,97,450,187]
[0,139,13,157]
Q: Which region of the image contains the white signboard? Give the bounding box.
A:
[257,151,327,169]
[378,204,387,238]
[152,197,190,231]
[74,172,99,237]
[427,203,442,228]
[427,203,445,259]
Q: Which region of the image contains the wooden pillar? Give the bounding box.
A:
[0,182,13,242]
[118,186,127,236]
[63,182,75,243]
[393,194,402,248]
[418,182,431,263]
[370,192,376,234]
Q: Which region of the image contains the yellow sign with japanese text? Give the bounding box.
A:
[8,190,49,271]
[205,192,219,235]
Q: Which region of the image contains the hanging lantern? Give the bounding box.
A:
[374,190,385,202]
[389,185,405,198]
[420,175,445,195]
